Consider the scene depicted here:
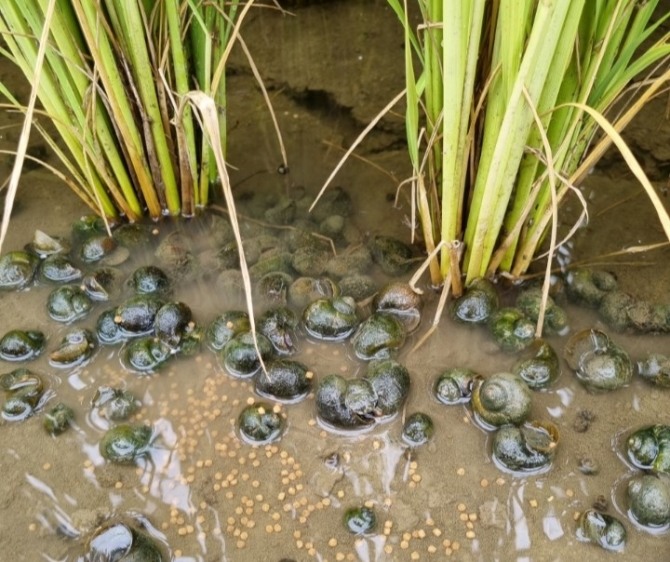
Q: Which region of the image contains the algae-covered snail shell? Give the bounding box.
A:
[513,339,561,390]
[99,423,153,464]
[487,307,535,352]
[626,425,670,474]
[351,312,406,361]
[471,372,532,427]
[237,402,284,444]
[627,473,670,528]
[434,368,476,405]
[491,420,559,474]
[303,296,358,341]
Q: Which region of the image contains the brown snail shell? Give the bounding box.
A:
[372,282,423,333]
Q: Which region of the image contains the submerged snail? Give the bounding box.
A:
[516,287,568,335]
[47,285,92,323]
[343,506,377,535]
[402,412,434,446]
[257,307,299,356]
[563,329,633,392]
[38,254,82,284]
[0,368,45,422]
[0,250,39,290]
[26,230,68,258]
[99,423,153,464]
[128,265,171,295]
[49,328,97,368]
[122,337,172,373]
[488,308,535,352]
[0,329,45,361]
[86,519,164,561]
[254,359,312,402]
[513,340,561,390]
[237,402,284,444]
[576,509,627,552]
[565,268,617,307]
[315,374,373,430]
[626,425,670,474]
[471,372,532,428]
[636,354,670,387]
[351,312,406,361]
[82,267,122,301]
[315,360,410,431]
[627,473,670,528]
[220,332,274,378]
[491,420,558,474]
[434,368,477,405]
[364,359,410,418]
[96,308,124,345]
[205,311,250,351]
[92,387,140,421]
[303,296,358,341]
[372,282,422,333]
[288,276,339,309]
[451,277,499,324]
[43,403,74,435]
[367,235,414,276]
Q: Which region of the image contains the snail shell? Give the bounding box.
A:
[576,509,626,552]
[471,372,532,427]
[627,474,670,528]
[491,420,558,473]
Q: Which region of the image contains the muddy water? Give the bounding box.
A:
[2,2,670,561]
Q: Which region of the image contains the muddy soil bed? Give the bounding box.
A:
[1,2,670,561]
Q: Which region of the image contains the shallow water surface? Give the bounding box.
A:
[1,2,670,561]
[0,182,669,562]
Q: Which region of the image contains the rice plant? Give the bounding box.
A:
[379,0,670,286]
[0,0,274,225]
